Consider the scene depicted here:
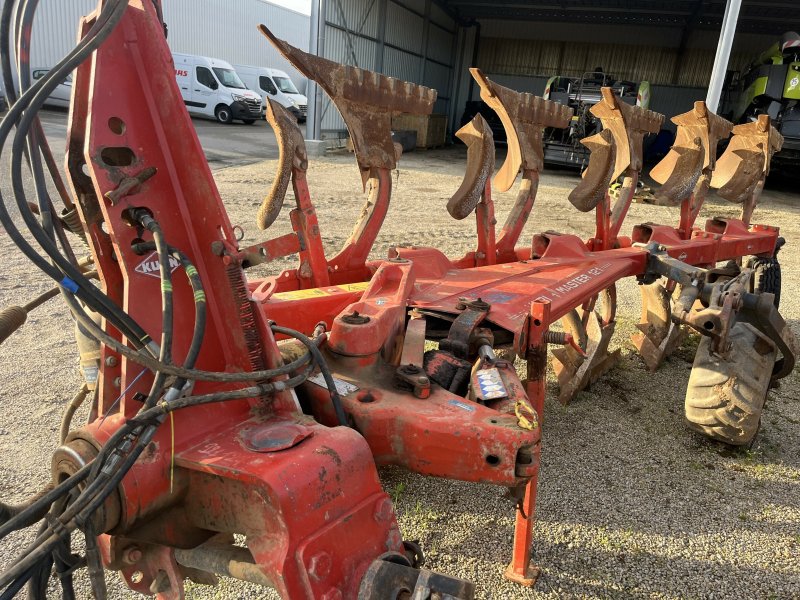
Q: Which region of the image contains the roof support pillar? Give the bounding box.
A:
[706,0,741,113]
[306,0,326,141]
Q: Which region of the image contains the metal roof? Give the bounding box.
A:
[435,1,800,34]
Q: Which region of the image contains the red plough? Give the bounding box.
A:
[0,3,795,599]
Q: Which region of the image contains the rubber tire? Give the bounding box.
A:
[685,323,776,446]
[747,256,781,308]
[215,105,233,124]
[242,119,256,125]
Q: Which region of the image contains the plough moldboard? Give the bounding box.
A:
[0,3,796,599]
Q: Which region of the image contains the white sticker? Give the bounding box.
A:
[135,252,180,279]
[308,372,359,396]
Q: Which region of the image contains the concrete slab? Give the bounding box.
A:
[305,139,327,157]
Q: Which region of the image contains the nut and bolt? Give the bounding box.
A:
[105,356,118,367]
[341,311,370,325]
[122,546,142,565]
[113,376,121,388]
[308,552,332,581]
[130,571,144,584]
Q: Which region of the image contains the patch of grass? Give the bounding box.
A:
[391,482,407,503]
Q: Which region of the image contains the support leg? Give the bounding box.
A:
[504,345,546,586]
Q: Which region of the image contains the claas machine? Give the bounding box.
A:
[723,31,800,172]
[0,1,796,599]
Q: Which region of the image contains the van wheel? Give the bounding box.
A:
[243,119,256,125]
[215,105,233,124]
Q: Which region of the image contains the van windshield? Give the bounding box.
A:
[274,76,299,94]
[212,68,246,89]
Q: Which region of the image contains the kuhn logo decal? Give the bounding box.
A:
[135,252,181,278]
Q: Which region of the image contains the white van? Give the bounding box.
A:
[172,53,262,124]
[233,65,307,122]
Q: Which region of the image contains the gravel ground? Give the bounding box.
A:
[1,143,799,599]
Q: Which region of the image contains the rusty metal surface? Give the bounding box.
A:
[173,541,273,587]
[552,308,620,404]
[568,129,616,212]
[470,68,572,192]
[711,115,784,209]
[258,99,308,230]
[357,559,475,600]
[631,282,685,371]
[650,101,732,207]
[260,25,436,188]
[590,87,663,181]
[448,114,495,220]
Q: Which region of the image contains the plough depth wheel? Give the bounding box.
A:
[685,323,776,446]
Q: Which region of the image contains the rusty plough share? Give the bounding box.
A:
[0,3,796,599]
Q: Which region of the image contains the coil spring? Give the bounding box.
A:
[0,306,27,345]
[61,207,88,244]
[226,263,268,374]
[543,330,569,345]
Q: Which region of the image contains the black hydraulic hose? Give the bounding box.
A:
[0,424,157,591]
[15,0,75,213]
[1,0,115,271]
[0,357,315,590]
[83,522,107,599]
[24,522,50,600]
[0,0,150,351]
[2,226,176,587]
[132,211,174,409]
[60,385,91,444]
[272,325,349,427]
[9,29,151,346]
[0,562,37,600]
[131,240,207,392]
[0,485,55,532]
[51,535,77,600]
[17,0,55,237]
[64,289,315,382]
[169,247,206,392]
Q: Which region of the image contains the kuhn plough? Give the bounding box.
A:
[0,1,796,599]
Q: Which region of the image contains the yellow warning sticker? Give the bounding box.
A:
[272,281,369,301]
[340,282,370,292]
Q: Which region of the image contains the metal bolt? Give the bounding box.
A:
[308,552,332,581]
[105,356,118,367]
[122,546,142,565]
[130,571,144,584]
[341,311,370,325]
[113,377,121,388]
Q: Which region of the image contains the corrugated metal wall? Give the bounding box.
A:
[319,0,456,134]
[0,0,310,93]
[477,37,756,88]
